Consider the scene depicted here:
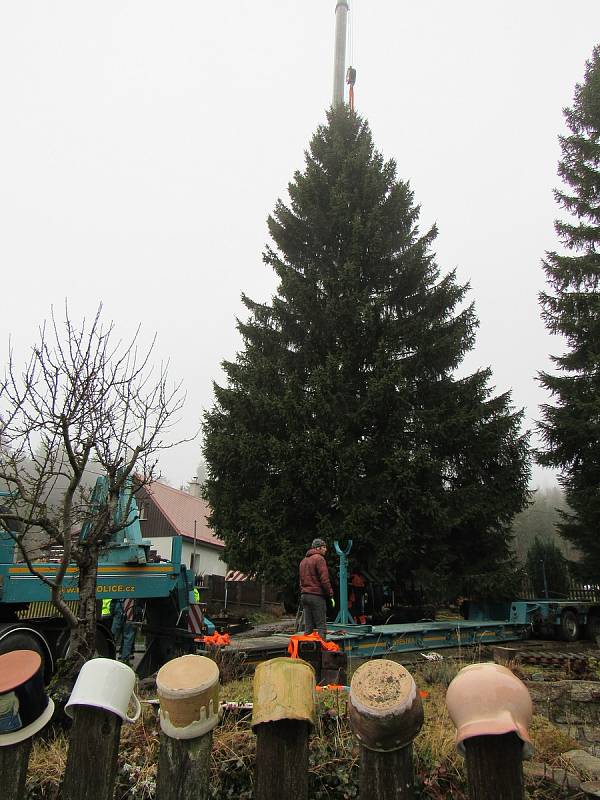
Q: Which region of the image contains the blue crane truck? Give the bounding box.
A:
[0,478,213,681]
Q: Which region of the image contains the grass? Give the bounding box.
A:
[25,654,585,799]
[28,731,69,799]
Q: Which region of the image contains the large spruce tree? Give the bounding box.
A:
[538,45,600,573]
[203,107,530,599]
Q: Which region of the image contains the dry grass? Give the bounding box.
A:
[203,643,249,684]
[116,707,160,798]
[210,715,255,799]
[414,683,462,773]
[29,730,69,799]
[27,709,162,800]
[529,715,580,765]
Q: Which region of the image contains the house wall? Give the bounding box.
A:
[149,536,227,578]
[186,542,226,577]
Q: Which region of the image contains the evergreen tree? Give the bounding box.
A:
[538,45,600,574]
[525,537,570,599]
[203,108,530,599]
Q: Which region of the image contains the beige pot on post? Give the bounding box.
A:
[252,657,316,729]
[157,654,220,740]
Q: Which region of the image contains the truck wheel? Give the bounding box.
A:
[58,624,116,661]
[586,614,600,642]
[95,625,116,659]
[0,630,51,681]
[560,610,580,642]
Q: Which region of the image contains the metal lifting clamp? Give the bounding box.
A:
[334,539,354,624]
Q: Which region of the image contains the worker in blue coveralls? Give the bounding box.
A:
[111,599,139,663]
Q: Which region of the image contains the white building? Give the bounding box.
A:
[138,479,227,578]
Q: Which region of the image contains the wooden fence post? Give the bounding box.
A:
[347,659,424,800]
[464,733,524,800]
[252,656,315,800]
[157,731,213,800]
[0,737,32,800]
[0,650,55,800]
[62,658,140,800]
[155,654,220,800]
[446,663,533,800]
[62,706,122,800]
[260,581,266,610]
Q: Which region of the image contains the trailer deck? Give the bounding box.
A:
[329,619,528,659]
[225,618,529,666]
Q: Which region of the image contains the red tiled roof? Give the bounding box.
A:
[145,481,224,549]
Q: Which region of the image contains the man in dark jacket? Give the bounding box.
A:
[299,538,334,638]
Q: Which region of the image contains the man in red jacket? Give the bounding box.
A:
[299,538,335,638]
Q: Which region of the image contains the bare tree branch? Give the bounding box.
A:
[0,303,190,670]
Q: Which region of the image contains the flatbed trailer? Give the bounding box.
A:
[226,596,600,668]
[225,537,599,667]
[328,619,529,659]
[225,618,530,666]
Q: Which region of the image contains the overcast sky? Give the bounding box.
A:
[1,1,599,490]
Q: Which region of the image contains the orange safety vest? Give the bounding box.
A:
[287,632,341,659]
[198,632,231,647]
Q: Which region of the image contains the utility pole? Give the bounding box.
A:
[193,519,197,574]
[332,1,349,107]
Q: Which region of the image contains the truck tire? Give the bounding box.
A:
[57,624,116,661]
[586,614,600,642]
[95,624,116,659]
[560,610,580,642]
[0,629,53,681]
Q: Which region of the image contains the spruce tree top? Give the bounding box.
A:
[540,45,600,354]
[244,107,476,379]
[539,46,600,456]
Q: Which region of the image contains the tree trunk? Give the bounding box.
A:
[71,542,100,668]
[48,543,102,716]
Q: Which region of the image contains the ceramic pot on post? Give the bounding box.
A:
[0,650,55,800]
[62,657,140,800]
[252,657,316,800]
[155,654,220,800]
[446,662,533,800]
[348,659,424,800]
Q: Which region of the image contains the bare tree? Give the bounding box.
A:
[0,305,186,671]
